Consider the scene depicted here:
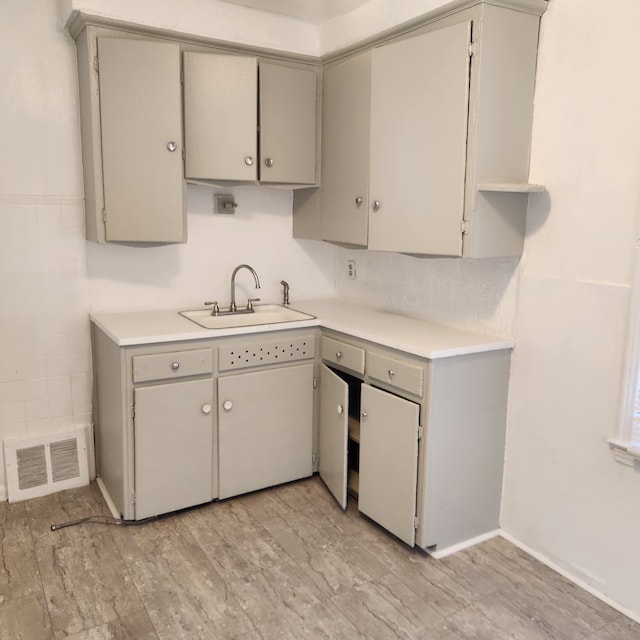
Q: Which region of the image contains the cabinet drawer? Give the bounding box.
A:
[133,348,213,383]
[321,336,365,375]
[367,352,423,397]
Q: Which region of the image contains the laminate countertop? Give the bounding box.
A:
[90,297,514,359]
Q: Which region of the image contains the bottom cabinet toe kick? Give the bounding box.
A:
[91,305,512,555]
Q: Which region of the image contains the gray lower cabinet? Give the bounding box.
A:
[218,363,314,499]
[92,326,316,520]
[318,333,511,553]
[92,320,508,552]
[319,365,420,546]
[134,378,213,520]
[92,330,215,520]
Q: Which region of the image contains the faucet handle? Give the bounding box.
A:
[280,280,290,306]
[204,300,220,316]
[247,297,260,311]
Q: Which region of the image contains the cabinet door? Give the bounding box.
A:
[183,52,258,181]
[368,21,471,255]
[259,62,317,184]
[318,364,349,509]
[97,37,185,243]
[218,364,313,499]
[134,378,213,520]
[320,51,371,246]
[359,384,420,546]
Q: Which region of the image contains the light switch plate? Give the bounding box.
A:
[214,194,238,214]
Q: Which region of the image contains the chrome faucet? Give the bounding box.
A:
[230,264,261,312]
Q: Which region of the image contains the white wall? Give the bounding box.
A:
[500,0,640,619]
[87,186,335,312]
[335,250,519,336]
[0,1,92,498]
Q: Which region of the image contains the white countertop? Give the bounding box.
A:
[90,298,514,359]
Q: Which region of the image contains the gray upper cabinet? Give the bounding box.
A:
[295,0,546,258]
[367,21,471,255]
[320,51,372,247]
[76,34,186,244]
[183,53,258,182]
[184,53,318,186]
[259,62,318,185]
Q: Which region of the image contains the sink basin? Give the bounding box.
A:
[179,304,316,330]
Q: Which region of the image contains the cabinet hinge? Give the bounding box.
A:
[460,219,468,235]
[417,426,424,441]
[313,376,318,389]
[312,451,317,464]
[414,516,419,530]
[468,41,476,57]
[130,404,135,421]
[94,56,100,73]
[102,209,106,224]
[131,490,136,506]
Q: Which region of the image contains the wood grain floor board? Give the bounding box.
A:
[0,477,637,639]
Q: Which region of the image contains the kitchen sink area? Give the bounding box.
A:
[179,304,316,329]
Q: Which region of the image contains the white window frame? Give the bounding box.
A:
[610,246,640,465]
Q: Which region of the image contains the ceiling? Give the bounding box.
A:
[218,0,372,23]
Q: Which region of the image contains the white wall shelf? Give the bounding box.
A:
[477,182,546,193]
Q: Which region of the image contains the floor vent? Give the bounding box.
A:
[4,428,89,502]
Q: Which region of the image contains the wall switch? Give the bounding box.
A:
[347,260,356,280]
[214,194,238,214]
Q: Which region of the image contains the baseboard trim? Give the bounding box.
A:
[429,529,501,559]
[96,477,120,519]
[499,531,640,625]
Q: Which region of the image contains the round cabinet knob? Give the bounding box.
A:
[387,369,395,379]
[361,410,367,419]
[372,200,381,212]
[337,404,344,415]
[201,403,212,415]
[171,362,180,370]
[264,158,274,168]
[223,400,233,412]
[355,196,363,207]
[244,156,254,166]
[336,351,342,360]
[167,141,177,152]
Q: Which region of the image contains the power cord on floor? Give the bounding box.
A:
[50,514,161,531]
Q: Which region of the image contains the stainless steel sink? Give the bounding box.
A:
[179,304,316,329]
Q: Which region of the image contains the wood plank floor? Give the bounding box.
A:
[1,476,638,639]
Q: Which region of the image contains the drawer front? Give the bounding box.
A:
[321,336,365,375]
[133,348,214,383]
[367,352,423,397]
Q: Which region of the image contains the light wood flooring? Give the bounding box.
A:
[1,476,638,639]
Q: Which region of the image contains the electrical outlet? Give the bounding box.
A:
[347,260,356,280]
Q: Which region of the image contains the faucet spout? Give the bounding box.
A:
[230,264,261,312]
